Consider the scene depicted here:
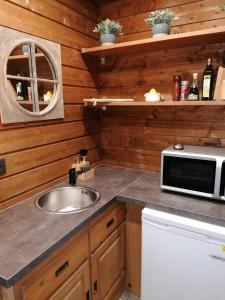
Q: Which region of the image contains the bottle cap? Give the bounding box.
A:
[173,75,181,81]
[181,80,189,85]
[193,73,198,79]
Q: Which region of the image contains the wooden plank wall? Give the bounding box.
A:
[0,0,101,210]
[99,0,225,171]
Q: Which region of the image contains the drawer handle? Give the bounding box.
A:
[94,280,98,295]
[55,260,69,277]
[106,218,114,228]
[86,289,90,300]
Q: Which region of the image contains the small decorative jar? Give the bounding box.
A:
[22,43,30,54]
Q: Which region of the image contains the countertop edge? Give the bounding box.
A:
[117,194,225,227]
[0,197,116,288]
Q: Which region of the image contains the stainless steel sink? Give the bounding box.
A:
[35,186,100,214]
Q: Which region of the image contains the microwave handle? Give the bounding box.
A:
[215,159,223,199]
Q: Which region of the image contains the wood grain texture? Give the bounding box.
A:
[7,0,98,39]
[126,204,143,297]
[48,260,90,300]
[99,0,225,171]
[91,222,126,300]
[0,0,100,208]
[57,0,99,21]
[1,287,16,300]
[89,202,126,253]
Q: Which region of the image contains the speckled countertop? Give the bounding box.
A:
[1,165,225,288]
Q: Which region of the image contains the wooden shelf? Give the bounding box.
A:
[81,26,225,56]
[9,53,45,60]
[84,98,134,104]
[85,100,225,107]
[17,100,50,105]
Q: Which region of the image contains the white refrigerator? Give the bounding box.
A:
[141,208,225,300]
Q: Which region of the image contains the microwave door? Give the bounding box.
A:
[162,156,216,198]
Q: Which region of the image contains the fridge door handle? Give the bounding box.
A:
[144,219,170,231]
[206,236,225,246]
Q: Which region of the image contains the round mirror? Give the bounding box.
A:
[6,42,58,115]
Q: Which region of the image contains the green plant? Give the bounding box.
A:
[145,9,176,25]
[221,3,225,10]
[93,18,123,35]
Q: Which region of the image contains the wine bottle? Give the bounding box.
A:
[188,73,199,101]
[202,58,214,100]
[16,81,24,101]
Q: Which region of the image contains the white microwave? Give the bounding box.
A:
[160,145,225,201]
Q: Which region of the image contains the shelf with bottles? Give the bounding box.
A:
[84,99,225,107]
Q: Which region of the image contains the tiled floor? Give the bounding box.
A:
[119,291,140,300]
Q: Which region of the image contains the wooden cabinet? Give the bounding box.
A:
[89,202,126,253]
[125,204,143,298]
[14,227,89,300]
[49,260,90,300]
[2,202,126,300]
[91,222,126,300]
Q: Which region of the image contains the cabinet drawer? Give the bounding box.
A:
[89,202,125,253]
[48,260,90,300]
[15,227,89,300]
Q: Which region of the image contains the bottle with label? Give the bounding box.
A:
[188,73,199,101]
[16,77,24,101]
[202,58,214,100]
[180,81,189,101]
[27,86,32,101]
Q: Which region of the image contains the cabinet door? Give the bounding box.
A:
[48,260,90,300]
[91,222,125,300]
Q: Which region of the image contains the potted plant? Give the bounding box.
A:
[93,18,123,45]
[145,9,176,37]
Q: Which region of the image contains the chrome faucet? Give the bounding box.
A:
[68,168,82,185]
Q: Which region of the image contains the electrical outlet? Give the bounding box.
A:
[0,159,6,176]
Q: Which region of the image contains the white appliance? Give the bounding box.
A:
[141,208,225,300]
[161,145,225,201]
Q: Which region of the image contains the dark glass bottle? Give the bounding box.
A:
[16,77,24,101]
[188,73,199,101]
[202,58,214,100]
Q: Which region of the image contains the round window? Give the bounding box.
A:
[6,42,59,116]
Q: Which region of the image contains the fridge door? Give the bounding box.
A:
[141,209,225,300]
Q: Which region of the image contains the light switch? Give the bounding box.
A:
[0,159,6,176]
